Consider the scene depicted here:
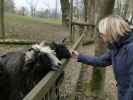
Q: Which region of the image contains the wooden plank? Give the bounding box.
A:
[72,33,85,50]
[0,39,39,45]
[23,32,86,100]
[23,71,59,100]
[0,0,5,39]
[72,21,95,27]
[69,0,73,42]
[50,87,57,100]
[0,39,38,45]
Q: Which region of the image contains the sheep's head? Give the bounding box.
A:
[25,41,62,71]
[50,41,71,60]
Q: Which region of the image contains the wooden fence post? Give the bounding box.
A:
[0,0,5,39]
[69,0,73,43]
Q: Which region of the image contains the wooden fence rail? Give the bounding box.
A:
[72,21,95,27]
[23,32,85,100]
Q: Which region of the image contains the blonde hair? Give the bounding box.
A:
[98,15,131,42]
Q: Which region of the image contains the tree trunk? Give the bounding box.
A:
[60,0,70,26]
[83,0,88,22]
[114,0,133,23]
[82,0,95,45]
[89,0,115,99]
[126,0,133,23]
[0,0,5,38]
[87,0,95,24]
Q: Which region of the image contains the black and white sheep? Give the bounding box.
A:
[0,41,71,100]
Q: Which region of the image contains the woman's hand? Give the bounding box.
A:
[70,50,79,59]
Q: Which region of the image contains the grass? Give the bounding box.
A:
[3,13,68,41]
[0,12,69,49]
[5,13,62,25]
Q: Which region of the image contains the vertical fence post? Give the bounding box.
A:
[69,0,73,43]
[0,0,5,39]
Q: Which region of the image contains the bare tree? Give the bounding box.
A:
[91,0,115,98]
[114,0,123,15]
[114,0,133,24]
[60,0,70,26]
[73,0,80,19]
[0,0,5,38]
[82,0,95,43]
[26,0,39,16]
[20,6,26,16]
[83,0,88,21]
[126,0,133,23]
[55,0,58,18]
[43,1,51,18]
[4,0,14,12]
[82,0,115,99]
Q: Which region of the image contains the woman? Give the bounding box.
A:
[71,15,133,100]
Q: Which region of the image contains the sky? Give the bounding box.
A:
[14,0,61,12]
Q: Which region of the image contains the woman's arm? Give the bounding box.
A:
[77,50,112,67]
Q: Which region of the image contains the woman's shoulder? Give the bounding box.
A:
[126,42,133,49]
[125,42,133,55]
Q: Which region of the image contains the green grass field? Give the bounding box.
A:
[5,13,62,25]
[4,13,68,41]
[0,12,69,52]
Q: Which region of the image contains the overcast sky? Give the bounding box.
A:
[14,0,61,11]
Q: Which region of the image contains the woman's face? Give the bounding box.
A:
[99,33,108,43]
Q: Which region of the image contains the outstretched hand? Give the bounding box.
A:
[70,50,79,59]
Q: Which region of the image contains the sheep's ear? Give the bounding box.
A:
[58,38,66,44]
[28,48,33,51]
[25,50,35,63]
[50,41,57,49]
[55,40,62,45]
[39,41,46,46]
[52,41,57,45]
[62,38,66,43]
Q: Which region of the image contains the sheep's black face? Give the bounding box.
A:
[50,42,71,60]
[24,49,53,72]
[35,53,53,71]
[23,46,61,95]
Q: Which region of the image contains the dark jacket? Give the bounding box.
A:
[78,32,133,100]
